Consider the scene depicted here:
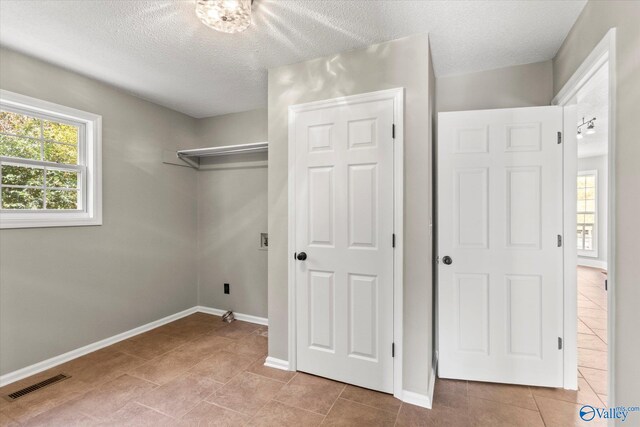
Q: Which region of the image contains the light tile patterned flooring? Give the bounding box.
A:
[1,266,607,426]
[576,266,608,405]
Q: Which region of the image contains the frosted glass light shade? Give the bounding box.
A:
[196,0,252,34]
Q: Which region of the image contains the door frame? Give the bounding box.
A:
[552,28,616,396]
[287,88,405,398]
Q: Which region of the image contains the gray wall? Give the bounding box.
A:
[577,155,608,266]
[553,0,640,409]
[436,60,553,112]
[0,48,199,375]
[267,34,434,395]
[194,110,268,318]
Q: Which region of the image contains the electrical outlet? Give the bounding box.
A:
[224,283,230,294]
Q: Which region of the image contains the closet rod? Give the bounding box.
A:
[177,142,268,159]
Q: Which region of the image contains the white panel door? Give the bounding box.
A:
[294,97,395,393]
[438,106,564,387]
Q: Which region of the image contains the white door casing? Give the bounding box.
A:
[289,89,403,394]
[437,106,564,387]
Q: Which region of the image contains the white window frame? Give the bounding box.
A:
[577,169,598,258]
[0,90,102,228]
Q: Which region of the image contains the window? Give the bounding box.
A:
[577,170,597,257]
[0,90,101,228]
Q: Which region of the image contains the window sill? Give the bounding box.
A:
[578,250,599,259]
[0,212,102,229]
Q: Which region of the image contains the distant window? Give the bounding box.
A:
[577,171,597,256]
[0,90,101,228]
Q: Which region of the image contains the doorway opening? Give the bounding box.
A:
[554,28,615,404]
[575,64,609,406]
[573,62,609,406]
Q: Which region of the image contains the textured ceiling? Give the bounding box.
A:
[0,0,586,118]
[576,64,609,159]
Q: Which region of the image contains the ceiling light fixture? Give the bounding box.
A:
[577,117,596,138]
[196,0,253,34]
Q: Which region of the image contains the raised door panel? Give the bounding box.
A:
[308,270,335,352]
[348,274,378,361]
[455,273,489,354]
[348,118,377,149]
[506,275,542,358]
[348,164,378,249]
[308,166,335,247]
[454,168,489,248]
[505,123,541,152]
[308,123,334,152]
[506,167,541,249]
[455,126,488,153]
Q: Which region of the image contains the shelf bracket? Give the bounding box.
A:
[176,153,201,169]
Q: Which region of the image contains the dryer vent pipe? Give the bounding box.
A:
[222,311,235,323]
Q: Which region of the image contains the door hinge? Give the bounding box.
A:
[392,124,395,139]
[558,337,563,350]
[392,233,396,248]
[392,343,395,357]
[557,235,563,247]
[557,131,562,144]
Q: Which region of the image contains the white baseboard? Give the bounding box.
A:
[0,306,198,387]
[197,306,268,326]
[427,351,438,406]
[264,357,291,371]
[0,305,269,387]
[577,258,607,270]
[399,351,437,409]
[262,356,434,408]
[401,389,432,408]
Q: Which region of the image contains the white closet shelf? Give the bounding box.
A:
[166,142,268,169]
[178,142,268,158]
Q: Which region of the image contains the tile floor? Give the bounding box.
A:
[1,266,608,426]
[576,266,608,405]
